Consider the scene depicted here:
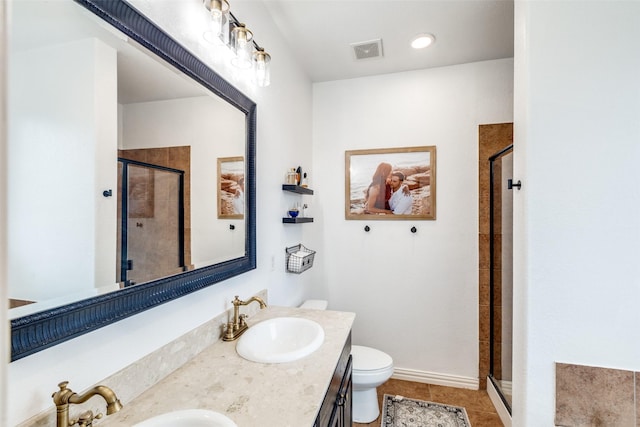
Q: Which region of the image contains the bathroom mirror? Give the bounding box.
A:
[8,0,256,361]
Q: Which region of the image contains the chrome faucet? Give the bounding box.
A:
[223,295,267,341]
[52,381,123,427]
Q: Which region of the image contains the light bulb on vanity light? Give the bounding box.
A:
[202,0,230,45]
[209,0,230,43]
[253,47,271,87]
[231,23,254,69]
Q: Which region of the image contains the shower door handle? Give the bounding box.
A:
[507,179,522,190]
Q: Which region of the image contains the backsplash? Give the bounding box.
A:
[17,290,268,427]
[556,362,637,426]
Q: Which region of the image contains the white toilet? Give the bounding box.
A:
[351,345,394,423]
[299,300,394,424]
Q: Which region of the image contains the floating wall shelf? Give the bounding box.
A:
[282,184,314,224]
[282,217,314,224]
[282,184,314,195]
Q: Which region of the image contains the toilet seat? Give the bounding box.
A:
[352,345,393,372]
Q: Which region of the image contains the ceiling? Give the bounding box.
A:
[262,0,514,83]
[13,0,514,101]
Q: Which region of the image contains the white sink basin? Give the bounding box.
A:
[133,409,237,427]
[236,317,324,363]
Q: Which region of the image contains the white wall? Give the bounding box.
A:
[513,1,640,425]
[312,59,513,382]
[6,1,317,424]
[1,1,9,423]
[8,39,117,301]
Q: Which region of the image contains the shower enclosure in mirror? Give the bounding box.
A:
[8,0,256,360]
[117,159,186,287]
[489,145,514,412]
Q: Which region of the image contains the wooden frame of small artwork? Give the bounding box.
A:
[345,146,436,220]
[217,156,245,219]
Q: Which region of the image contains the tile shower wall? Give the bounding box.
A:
[555,363,637,426]
[478,123,513,389]
[118,146,192,275]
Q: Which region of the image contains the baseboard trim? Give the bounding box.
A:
[391,367,479,390]
[487,376,512,427]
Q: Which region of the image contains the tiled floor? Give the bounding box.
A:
[354,378,504,427]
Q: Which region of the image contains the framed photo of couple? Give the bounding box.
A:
[345,146,436,220]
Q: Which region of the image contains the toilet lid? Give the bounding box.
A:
[351,345,393,371]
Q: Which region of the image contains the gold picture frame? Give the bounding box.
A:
[217,156,245,219]
[345,146,436,220]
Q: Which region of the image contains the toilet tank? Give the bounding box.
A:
[299,300,328,310]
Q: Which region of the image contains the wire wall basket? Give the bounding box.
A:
[285,244,316,274]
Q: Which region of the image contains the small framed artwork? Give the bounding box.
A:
[218,156,245,219]
[345,146,436,220]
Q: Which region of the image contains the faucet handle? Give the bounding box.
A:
[71,410,102,427]
[239,313,248,327]
[224,322,235,340]
[52,381,73,404]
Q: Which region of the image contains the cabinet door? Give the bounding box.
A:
[314,333,352,427]
[328,355,353,427]
[340,364,353,426]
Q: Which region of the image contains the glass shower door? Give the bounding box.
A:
[489,146,513,411]
[117,159,185,286]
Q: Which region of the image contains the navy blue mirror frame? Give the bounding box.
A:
[10,0,257,361]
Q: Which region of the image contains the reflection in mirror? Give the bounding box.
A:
[9,0,256,360]
[218,156,245,219]
[117,159,186,287]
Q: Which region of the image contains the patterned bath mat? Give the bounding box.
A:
[381,394,471,427]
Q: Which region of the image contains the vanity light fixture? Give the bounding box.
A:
[411,33,436,49]
[199,0,271,86]
[253,47,271,87]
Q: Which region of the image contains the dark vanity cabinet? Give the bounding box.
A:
[314,333,352,427]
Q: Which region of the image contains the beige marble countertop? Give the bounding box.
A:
[100,306,355,427]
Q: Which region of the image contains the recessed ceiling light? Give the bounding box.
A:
[411,33,435,49]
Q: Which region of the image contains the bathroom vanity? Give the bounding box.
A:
[314,334,352,427]
[98,307,354,427]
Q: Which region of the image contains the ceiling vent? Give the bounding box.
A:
[350,38,383,60]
